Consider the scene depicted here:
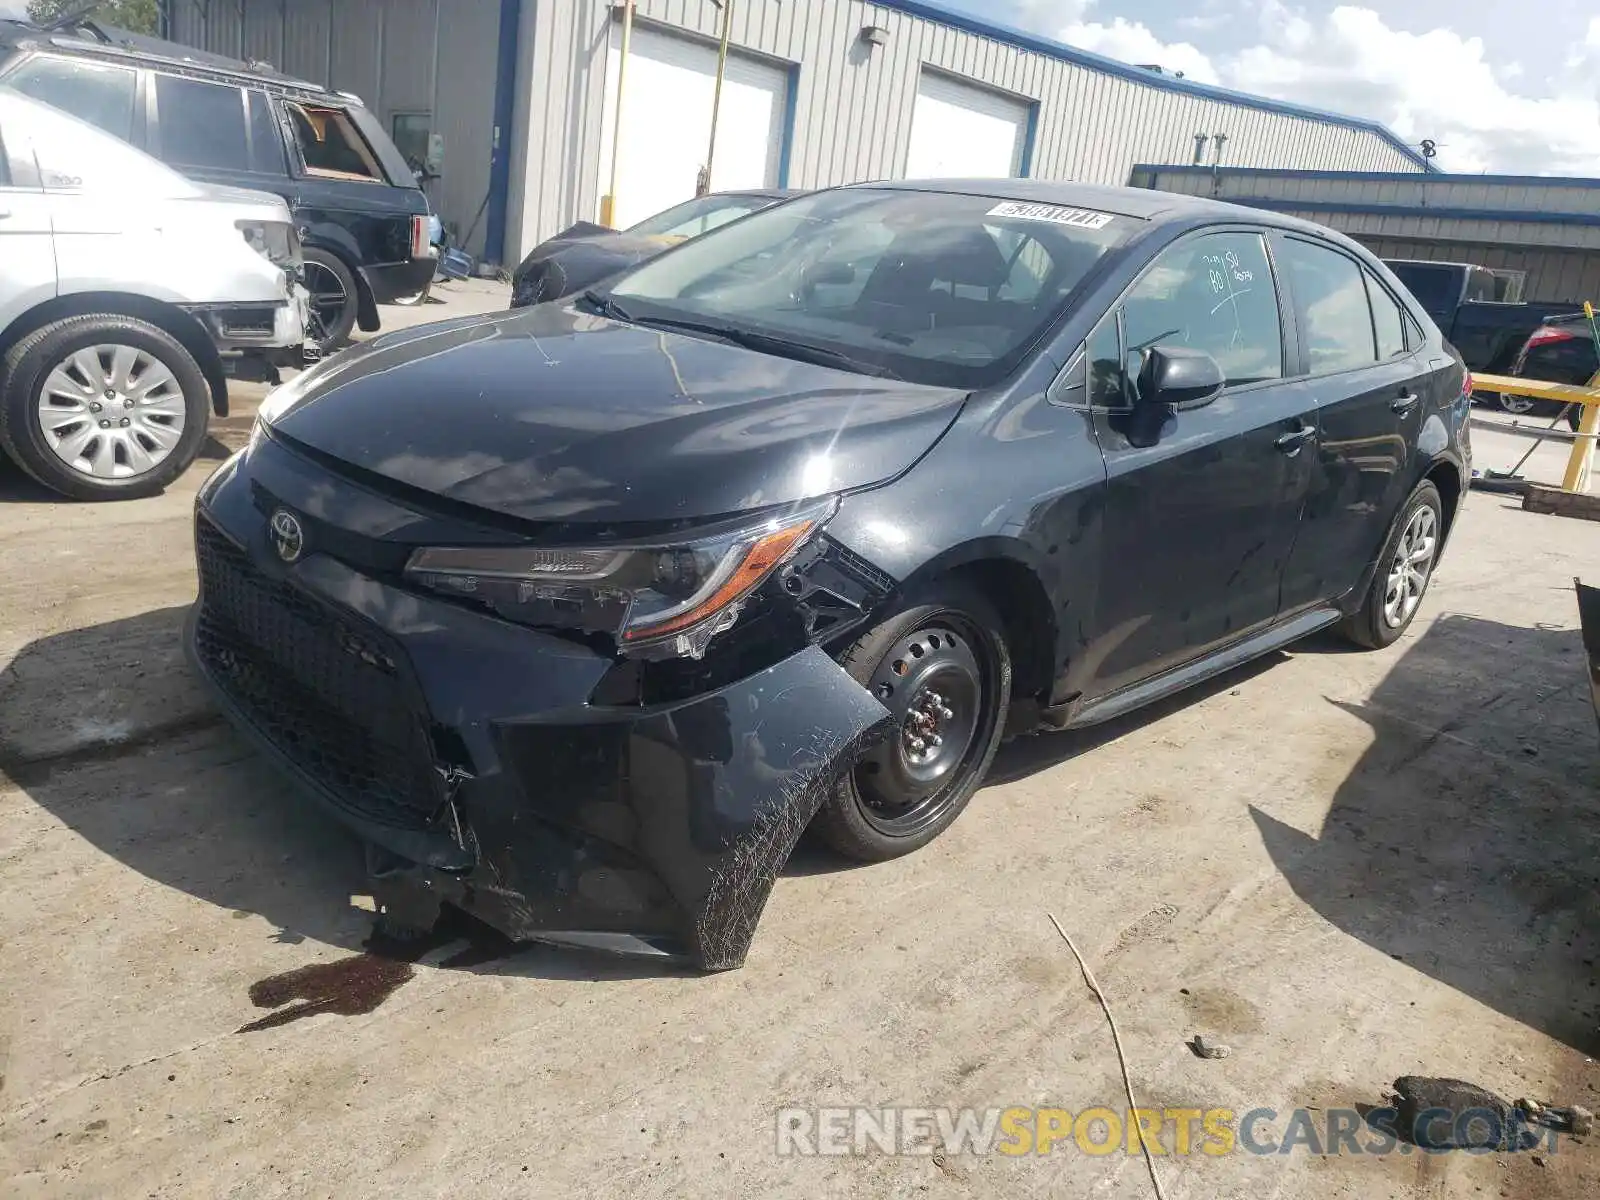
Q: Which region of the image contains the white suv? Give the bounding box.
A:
[0,86,306,500]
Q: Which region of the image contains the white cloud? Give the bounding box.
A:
[1060,18,1221,85]
[1045,3,1600,175]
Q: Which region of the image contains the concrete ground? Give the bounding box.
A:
[2,286,1598,1198]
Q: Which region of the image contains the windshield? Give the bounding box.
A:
[627,193,778,240]
[604,188,1137,388]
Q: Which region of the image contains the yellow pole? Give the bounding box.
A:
[600,0,635,227]
[702,0,733,195]
[1560,301,1600,493]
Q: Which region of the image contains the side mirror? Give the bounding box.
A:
[1138,346,1224,411]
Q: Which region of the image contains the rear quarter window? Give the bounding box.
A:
[283,101,384,181]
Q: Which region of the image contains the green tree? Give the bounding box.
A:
[25,0,159,35]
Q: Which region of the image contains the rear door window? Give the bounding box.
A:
[154,75,250,171]
[1280,238,1377,375]
[8,56,138,141]
[247,90,287,175]
[283,101,384,180]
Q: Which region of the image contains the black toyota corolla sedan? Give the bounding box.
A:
[187,180,1471,969]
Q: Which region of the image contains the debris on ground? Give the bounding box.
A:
[1189,1035,1230,1059]
[1392,1077,1514,1149]
[1517,1097,1594,1137]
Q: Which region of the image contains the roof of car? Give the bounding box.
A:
[852,177,1376,239]
[0,18,341,100]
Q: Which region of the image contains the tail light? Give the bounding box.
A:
[1462,369,1473,399]
[1525,326,1577,349]
[410,214,437,260]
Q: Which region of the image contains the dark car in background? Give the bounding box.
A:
[1383,258,1578,381]
[1502,313,1597,428]
[0,15,435,354]
[510,189,800,308]
[189,181,1470,970]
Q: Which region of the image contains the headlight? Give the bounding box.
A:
[404,499,836,658]
[237,220,303,272]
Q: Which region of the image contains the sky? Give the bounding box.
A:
[942,0,1600,176]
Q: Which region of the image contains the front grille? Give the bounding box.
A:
[193,516,445,829]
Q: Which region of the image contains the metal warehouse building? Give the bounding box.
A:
[1132,165,1600,305]
[167,0,1429,265]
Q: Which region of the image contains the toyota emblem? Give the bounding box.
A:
[269,509,305,564]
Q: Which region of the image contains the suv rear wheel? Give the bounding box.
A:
[0,314,210,501]
[303,248,360,353]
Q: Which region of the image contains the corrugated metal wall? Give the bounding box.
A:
[1132,166,1600,303]
[170,0,499,256]
[508,0,1422,257]
[175,0,1424,264]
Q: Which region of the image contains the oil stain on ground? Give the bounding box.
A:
[238,912,519,1033]
[240,955,415,1032]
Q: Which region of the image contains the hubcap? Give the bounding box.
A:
[854,620,987,837]
[1383,505,1438,629]
[304,261,349,346]
[35,344,187,480]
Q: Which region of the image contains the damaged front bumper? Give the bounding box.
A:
[184,441,893,970]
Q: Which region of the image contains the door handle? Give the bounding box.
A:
[1391,392,1420,415]
[1275,424,1316,455]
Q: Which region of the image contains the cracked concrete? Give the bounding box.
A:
[2,311,1598,1196]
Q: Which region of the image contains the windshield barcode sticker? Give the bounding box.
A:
[986,201,1115,229]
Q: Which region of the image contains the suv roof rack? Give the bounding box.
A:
[0,15,330,95]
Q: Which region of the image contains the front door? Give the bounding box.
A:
[1080,228,1315,699]
[1274,236,1431,610]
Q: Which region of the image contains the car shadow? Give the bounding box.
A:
[1248,612,1600,1055]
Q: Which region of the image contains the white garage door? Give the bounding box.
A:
[905,70,1031,180]
[598,26,788,230]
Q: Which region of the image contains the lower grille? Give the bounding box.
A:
[193,516,445,829]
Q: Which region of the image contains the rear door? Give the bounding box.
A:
[1082,227,1316,698]
[1277,236,1432,611]
[0,106,57,331]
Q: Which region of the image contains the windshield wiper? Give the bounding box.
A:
[581,289,634,323]
[625,315,894,378]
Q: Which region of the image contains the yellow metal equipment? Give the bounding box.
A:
[1472,300,1600,495]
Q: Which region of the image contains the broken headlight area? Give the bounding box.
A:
[403,498,837,660]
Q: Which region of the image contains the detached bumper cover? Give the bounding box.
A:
[185,445,892,969]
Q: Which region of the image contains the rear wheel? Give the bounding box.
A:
[811,582,1011,861]
[0,314,209,501]
[1495,392,1537,416]
[1339,481,1444,649]
[303,248,359,353]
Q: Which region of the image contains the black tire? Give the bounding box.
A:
[1339,480,1444,650]
[0,314,210,502]
[811,581,1012,862]
[303,247,360,352]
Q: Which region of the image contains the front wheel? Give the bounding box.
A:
[811,582,1011,862]
[1339,481,1444,649]
[0,315,210,501]
[1496,392,1537,416]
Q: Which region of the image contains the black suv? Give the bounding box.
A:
[188,181,1472,970]
[0,17,435,352]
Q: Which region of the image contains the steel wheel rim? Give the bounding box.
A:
[304,261,349,344]
[35,344,187,480]
[1383,505,1438,629]
[854,617,990,838]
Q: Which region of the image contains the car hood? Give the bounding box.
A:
[266,304,968,525]
[510,224,677,305]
